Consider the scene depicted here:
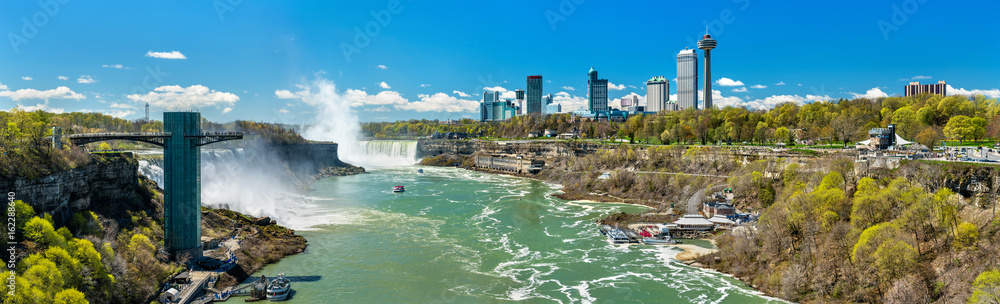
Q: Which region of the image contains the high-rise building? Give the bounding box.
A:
[492,100,518,121]
[620,95,639,108]
[588,67,609,113]
[698,34,717,110]
[545,103,561,114]
[515,89,525,101]
[904,80,947,97]
[526,76,543,114]
[646,76,669,112]
[480,91,500,122]
[677,49,699,110]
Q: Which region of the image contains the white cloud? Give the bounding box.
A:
[145,50,187,59]
[102,64,130,69]
[221,107,233,114]
[0,83,6,90]
[278,109,291,114]
[483,86,507,92]
[104,110,133,118]
[742,94,832,109]
[0,86,85,101]
[562,86,575,91]
[275,89,307,99]
[731,87,748,92]
[701,90,745,108]
[552,92,588,112]
[378,81,391,89]
[21,76,32,81]
[775,81,786,86]
[344,89,408,107]
[15,101,64,113]
[797,83,803,86]
[947,85,1000,98]
[716,77,744,86]
[911,75,932,80]
[396,93,479,112]
[850,87,889,99]
[608,82,626,90]
[109,102,135,109]
[750,84,767,89]
[126,85,239,111]
[500,91,517,99]
[420,84,431,87]
[376,65,388,70]
[57,76,69,81]
[77,75,97,84]
[452,90,471,97]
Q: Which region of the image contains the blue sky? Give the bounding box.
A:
[1,0,998,123]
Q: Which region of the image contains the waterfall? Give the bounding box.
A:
[340,140,419,168]
[134,148,328,229]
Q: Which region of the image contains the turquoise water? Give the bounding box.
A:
[232,167,783,303]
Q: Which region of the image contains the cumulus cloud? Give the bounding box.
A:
[344,89,408,107]
[552,92,588,112]
[562,86,575,91]
[453,90,471,97]
[947,85,1000,98]
[732,87,748,92]
[700,90,745,108]
[742,94,832,109]
[77,75,97,84]
[0,83,6,90]
[275,88,308,99]
[376,65,388,70]
[21,76,32,81]
[109,102,135,109]
[222,107,232,114]
[0,86,85,101]
[378,81,391,89]
[126,85,239,111]
[775,81,786,86]
[716,77,744,86]
[911,75,932,80]
[483,86,507,92]
[608,82,626,90]
[420,84,431,87]
[102,64,130,69]
[850,87,889,99]
[750,84,767,89]
[396,93,478,112]
[57,76,69,81]
[145,50,187,59]
[278,109,290,114]
[16,101,63,113]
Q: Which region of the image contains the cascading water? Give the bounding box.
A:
[340,140,419,168]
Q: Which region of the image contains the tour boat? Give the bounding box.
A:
[417,169,424,173]
[265,273,291,301]
[393,185,405,192]
[642,237,677,245]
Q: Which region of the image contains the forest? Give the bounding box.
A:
[362,93,1000,149]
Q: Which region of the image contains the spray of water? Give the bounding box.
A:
[296,77,418,168]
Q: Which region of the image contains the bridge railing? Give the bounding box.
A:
[64,132,172,138]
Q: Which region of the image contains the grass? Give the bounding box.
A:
[942,140,999,147]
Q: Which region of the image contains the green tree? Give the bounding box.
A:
[890,106,920,139]
[944,115,984,142]
[955,221,979,249]
[53,288,89,304]
[23,216,66,247]
[915,127,943,149]
[971,270,1000,304]
[775,127,791,144]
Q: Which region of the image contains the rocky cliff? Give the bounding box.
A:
[0,153,151,224]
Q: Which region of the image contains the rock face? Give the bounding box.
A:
[1,154,142,224]
[417,140,601,159]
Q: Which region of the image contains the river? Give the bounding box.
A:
[227,165,784,303]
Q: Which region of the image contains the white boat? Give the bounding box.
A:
[266,273,291,301]
[642,237,677,245]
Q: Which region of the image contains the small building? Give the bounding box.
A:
[528,131,541,138]
[708,215,737,229]
[672,215,714,231]
[544,129,558,137]
[160,288,179,303]
[702,201,736,218]
[858,124,913,150]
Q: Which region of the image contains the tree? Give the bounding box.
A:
[53,288,89,304]
[915,127,943,149]
[775,127,791,145]
[971,270,1000,304]
[955,221,979,249]
[890,106,920,139]
[831,114,859,147]
[944,115,985,142]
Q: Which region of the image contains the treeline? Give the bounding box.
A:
[704,159,1000,303]
[362,93,1000,147]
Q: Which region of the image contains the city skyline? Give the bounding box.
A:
[1,1,999,123]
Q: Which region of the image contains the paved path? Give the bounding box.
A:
[632,171,729,178]
[686,189,706,215]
